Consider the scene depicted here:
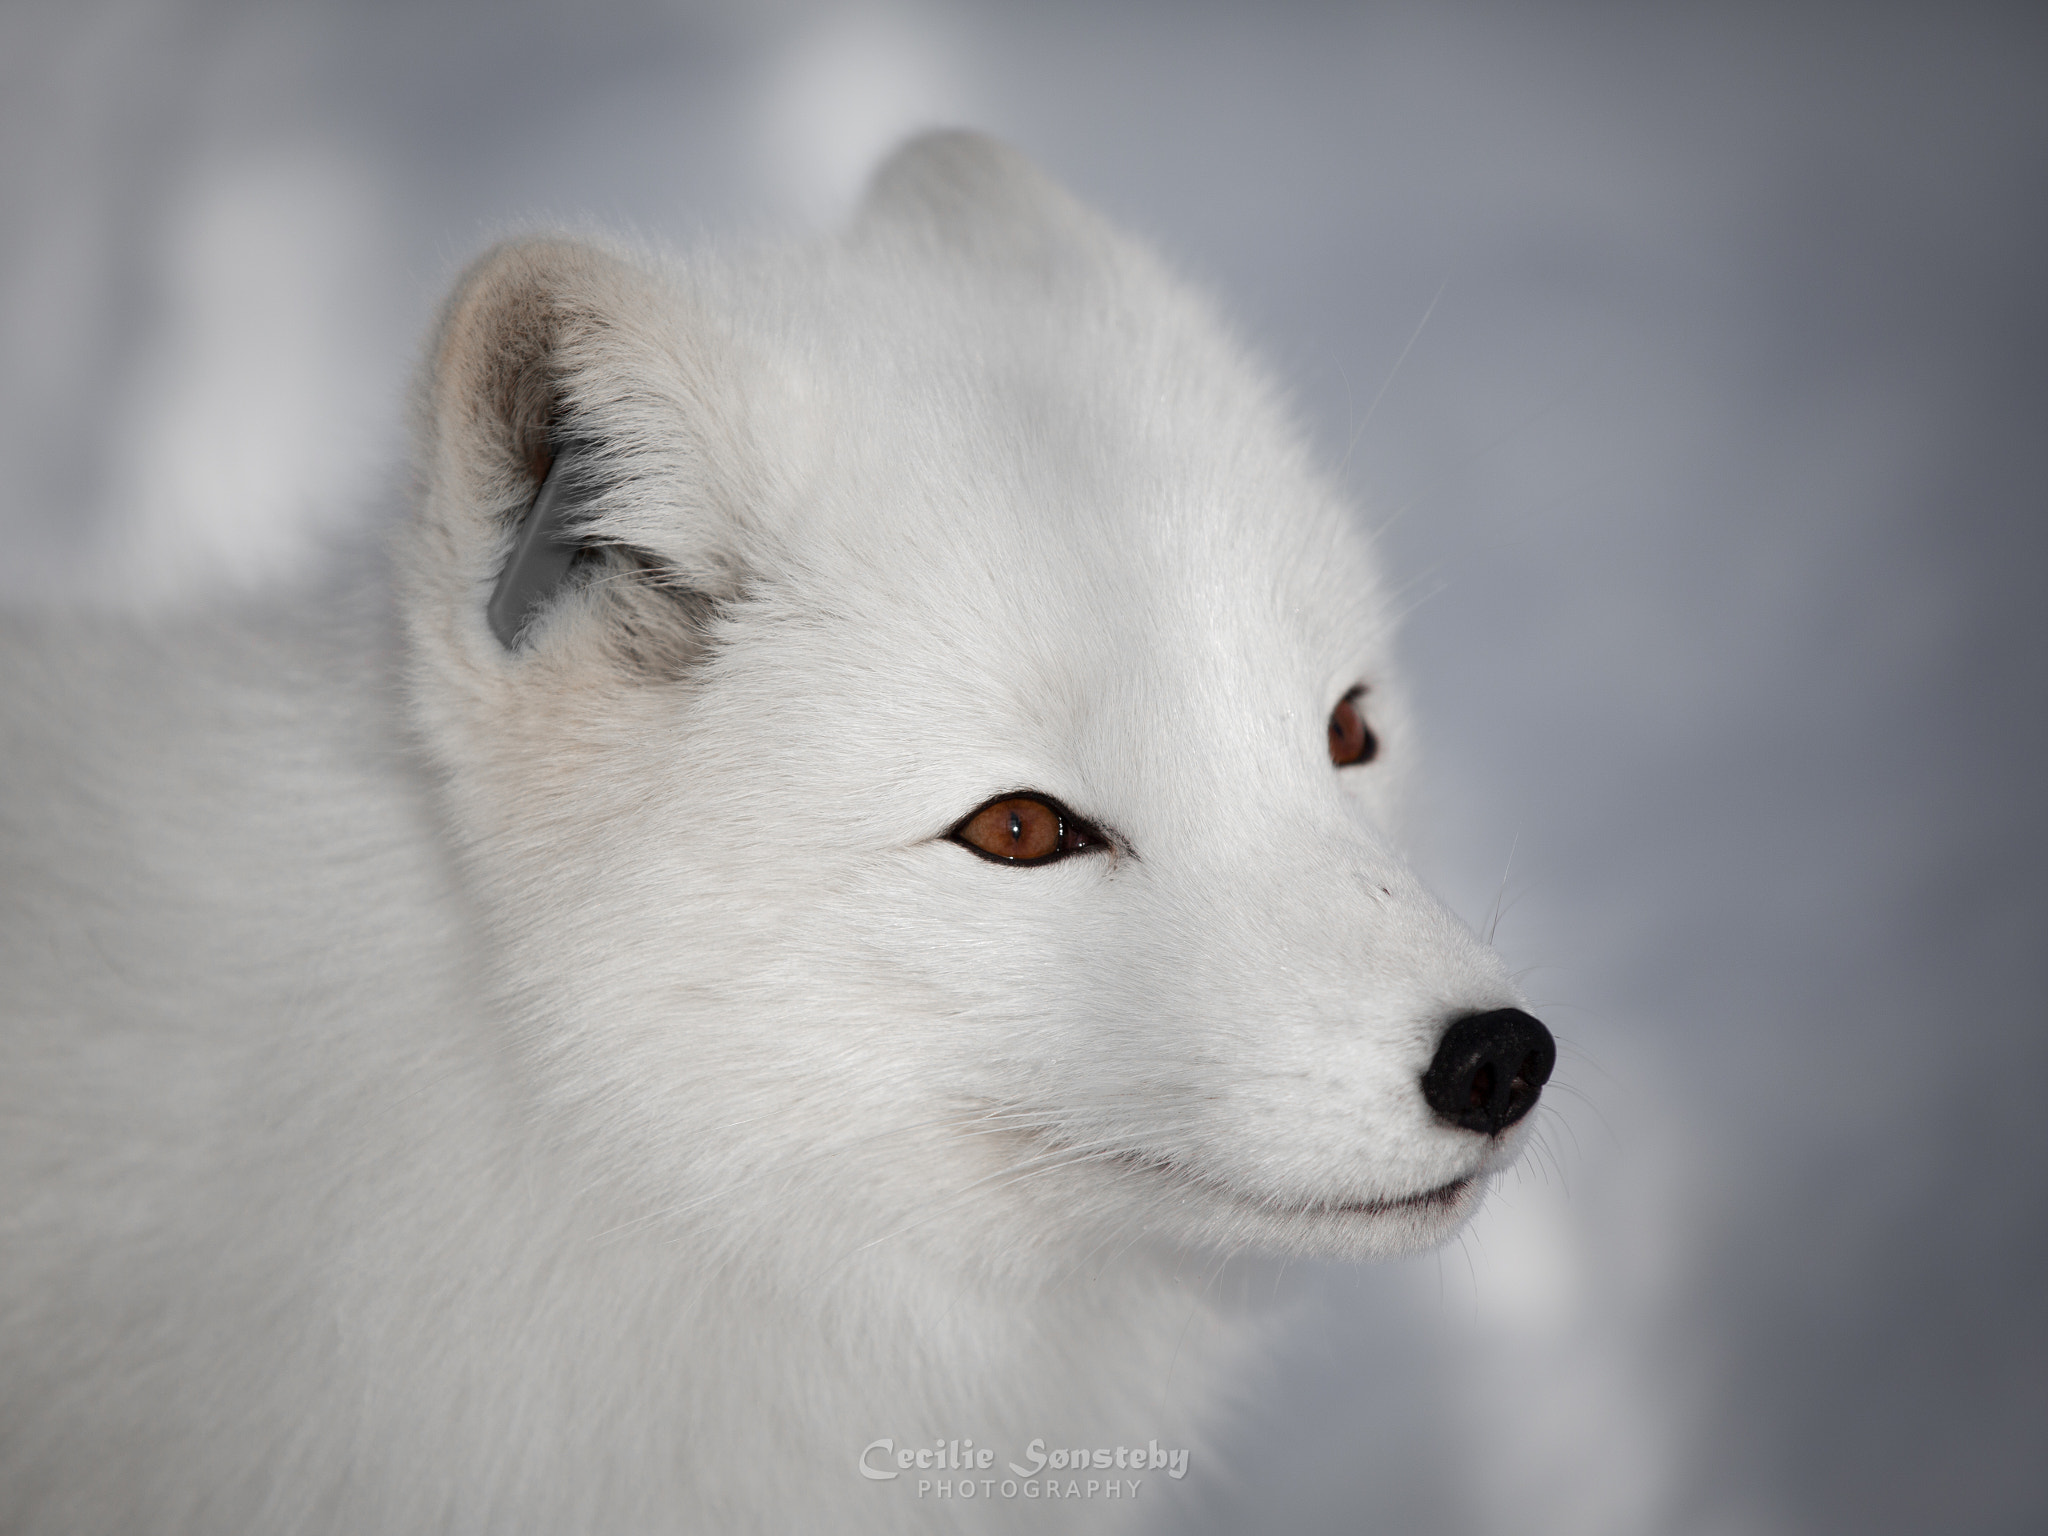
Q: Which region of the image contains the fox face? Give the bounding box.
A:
[405,131,1546,1289]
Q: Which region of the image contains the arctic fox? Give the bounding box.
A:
[0,132,1553,1533]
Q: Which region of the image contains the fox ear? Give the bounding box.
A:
[408,237,760,675]
[853,130,1111,276]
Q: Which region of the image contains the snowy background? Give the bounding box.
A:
[5,3,2046,1531]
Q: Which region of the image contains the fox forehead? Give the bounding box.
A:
[739,247,1366,582]
[699,257,1391,710]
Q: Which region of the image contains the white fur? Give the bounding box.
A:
[0,132,1532,1533]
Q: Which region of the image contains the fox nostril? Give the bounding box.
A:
[1422,1008,1555,1136]
[1467,1063,1495,1112]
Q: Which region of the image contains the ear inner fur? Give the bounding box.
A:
[427,240,742,677]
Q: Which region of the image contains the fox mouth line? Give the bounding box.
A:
[1324,1177,1473,1217]
[1103,1147,1476,1222]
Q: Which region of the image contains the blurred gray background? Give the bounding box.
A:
[5,3,2045,1531]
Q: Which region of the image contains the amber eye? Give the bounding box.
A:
[1329,686,1379,766]
[951,795,1103,865]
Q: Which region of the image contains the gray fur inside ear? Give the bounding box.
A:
[487,448,593,649]
[424,235,755,674]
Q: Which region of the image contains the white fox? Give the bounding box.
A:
[0,131,1553,1533]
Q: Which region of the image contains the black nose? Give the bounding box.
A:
[1421,1008,1556,1135]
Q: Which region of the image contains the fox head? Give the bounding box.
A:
[402,131,1549,1291]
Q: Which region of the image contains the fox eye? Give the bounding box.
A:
[951,795,1103,865]
[1329,686,1378,767]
